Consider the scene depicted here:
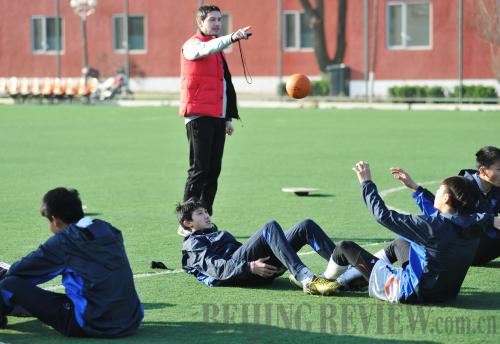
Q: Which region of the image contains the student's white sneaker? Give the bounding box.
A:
[0,262,10,279]
[177,225,191,237]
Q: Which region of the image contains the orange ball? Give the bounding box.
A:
[285,74,311,99]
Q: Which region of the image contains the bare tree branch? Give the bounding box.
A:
[297,0,347,73]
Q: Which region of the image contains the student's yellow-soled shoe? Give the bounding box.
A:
[303,276,342,296]
[289,274,303,289]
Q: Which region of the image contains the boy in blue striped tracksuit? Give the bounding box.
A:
[0,188,143,337]
[321,161,499,303]
[177,198,341,296]
[336,146,500,290]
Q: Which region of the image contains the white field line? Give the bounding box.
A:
[43,242,389,291]
[380,180,440,214]
[44,182,438,291]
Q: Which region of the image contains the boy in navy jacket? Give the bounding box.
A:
[177,198,341,296]
[322,162,499,303]
[0,188,143,337]
[334,146,500,289]
[392,146,500,265]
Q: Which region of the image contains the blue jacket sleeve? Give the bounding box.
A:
[361,180,433,245]
[7,235,66,285]
[412,186,437,216]
[182,238,251,281]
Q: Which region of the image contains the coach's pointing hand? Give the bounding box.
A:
[231,26,252,41]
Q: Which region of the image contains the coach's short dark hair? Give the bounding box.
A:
[441,176,477,214]
[175,198,206,230]
[196,4,221,22]
[476,146,500,169]
[41,187,84,224]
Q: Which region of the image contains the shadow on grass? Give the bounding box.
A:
[137,321,437,344]
[0,319,439,344]
[434,290,500,310]
[83,212,101,216]
[480,260,500,269]
[142,302,175,310]
[224,278,370,299]
[297,193,335,198]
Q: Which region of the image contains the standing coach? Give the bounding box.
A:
[178,4,251,236]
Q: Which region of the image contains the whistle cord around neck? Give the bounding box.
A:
[237,40,252,84]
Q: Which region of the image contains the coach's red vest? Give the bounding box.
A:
[179,34,224,117]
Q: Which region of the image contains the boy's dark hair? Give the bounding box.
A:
[196,4,221,22]
[441,176,478,214]
[475,146,500,169]
[175,198,206,229]
[41,187,84,224]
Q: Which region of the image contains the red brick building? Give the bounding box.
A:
[0,0,497,96]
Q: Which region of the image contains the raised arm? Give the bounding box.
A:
[183,26,251,60]
[353,161,433,245]
[390,167,437,215]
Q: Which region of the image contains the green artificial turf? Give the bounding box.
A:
[0,104,498,343]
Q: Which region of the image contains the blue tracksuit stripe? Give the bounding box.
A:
[308,239,321,252]
[0,289,13,306]
[62,268,87,327]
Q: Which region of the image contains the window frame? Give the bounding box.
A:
[386,1,432,50]
[283,10,313,52]
[220,12,232,53]
[31,15,64,54]
[112,14,147,54]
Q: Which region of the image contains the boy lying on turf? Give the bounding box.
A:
[319,161,500,303]
[0,187,143,337]
[177,198,340,296]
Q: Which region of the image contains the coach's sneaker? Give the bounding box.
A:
[303,276,342,296]
[177,225,191,238]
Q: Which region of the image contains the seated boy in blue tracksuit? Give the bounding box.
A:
[0,187,143,337]
[389,146,500,266]
[336,147,500,289]
[177,198,340,296]
[322,161,499,303]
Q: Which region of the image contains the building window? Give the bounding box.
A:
[284,11,313,50]
[113,15,145,52]
[387,2,431,49]
[220,13,232,52]
[32,16,63,53]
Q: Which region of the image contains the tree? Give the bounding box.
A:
[471,0,500,82]
[298,0,347,73]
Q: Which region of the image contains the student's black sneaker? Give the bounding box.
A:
[0,296,8,329]
[346,277,368,291]
[0,313,7,329]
